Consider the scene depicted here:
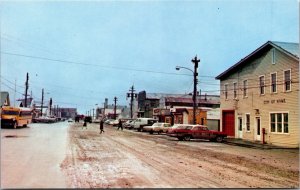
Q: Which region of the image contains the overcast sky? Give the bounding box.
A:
[1,0,298,114]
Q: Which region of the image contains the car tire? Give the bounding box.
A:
[216,136,223,143]
[149,131,153,134]
[184,135,191,141]
[178,137,184,141]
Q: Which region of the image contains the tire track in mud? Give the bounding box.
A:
[61,124,299,188]
[107,134,231,188]
[113,132,298,188]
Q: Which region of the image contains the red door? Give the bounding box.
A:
[222,110,235,136]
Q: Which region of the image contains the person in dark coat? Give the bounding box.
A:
[117,119,123,130]
[100,120,104,134]
[82,121,87,130]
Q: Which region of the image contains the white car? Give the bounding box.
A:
[108,119,119,126]
[133,118,158,131]
[143,122,171,134]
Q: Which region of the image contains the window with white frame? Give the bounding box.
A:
[224,84,228,100]
[246,114,250,131]
[233,82,237,99]
[270,113,289,133]
[284,70,291,92]
[259,76,265,95]
[271,73,277,93]
[243,80,248,97]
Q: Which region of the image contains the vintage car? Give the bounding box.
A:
[143,122,171,134]
[166,124,227,142]
[133,118,158,132]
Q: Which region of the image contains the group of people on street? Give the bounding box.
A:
[99,119,123,133]
[82,118,123,133]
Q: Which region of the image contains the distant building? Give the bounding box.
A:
[216,41,299,148]
[138,91,220,125]
[96,105,127,119]
[0,91,10,107]
[17,97,33,108]
[52,107,77,119]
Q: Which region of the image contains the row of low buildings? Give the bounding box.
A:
[118,41,298,148]
[0,93,77,120]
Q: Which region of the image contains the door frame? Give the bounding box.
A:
[255,117,261,141]
[237,117,243,139]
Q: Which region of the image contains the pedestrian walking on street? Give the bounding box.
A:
[100,120,104,134]
[117,119,123,130]
[82,121,87,130]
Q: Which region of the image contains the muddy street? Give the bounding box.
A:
[61,122,299,188]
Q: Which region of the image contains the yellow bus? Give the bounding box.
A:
[0,106,32,128]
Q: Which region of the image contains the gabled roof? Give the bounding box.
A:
[216,41,299,80]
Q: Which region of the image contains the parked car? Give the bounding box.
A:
[33,116,56,123]
[123,120,134,129]
[166,124,227,142]
[108,119,119,126]
[104,119,113,124]
[133,118,158,132]
[84,116,92,123]
[143,122,171,134]
[126,119,137,129]
[68,118,73,122]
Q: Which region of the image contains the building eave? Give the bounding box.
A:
[215,41,299,80]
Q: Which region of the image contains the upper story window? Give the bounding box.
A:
[259,75,265,95]
[272,49,276,64]
[284,69,291,92]
[271,73,277,93]
[233,82,237,99]
[243,80,248,98]
[224,84,228,100]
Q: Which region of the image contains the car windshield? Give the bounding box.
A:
[2,110,19,115]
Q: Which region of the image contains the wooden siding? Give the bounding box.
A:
[220,47,299,147]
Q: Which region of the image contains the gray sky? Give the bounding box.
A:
[1,0,299,114]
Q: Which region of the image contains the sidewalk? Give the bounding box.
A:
[224,138,296,149]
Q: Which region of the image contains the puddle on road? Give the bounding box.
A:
[4,135,28,138]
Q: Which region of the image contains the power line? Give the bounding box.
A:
[1,51,194,76]
[0,75,25,89]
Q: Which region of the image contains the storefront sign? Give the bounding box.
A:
[263,98,286,104]
[153,108,161,115]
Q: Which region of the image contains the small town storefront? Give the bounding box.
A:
[153,107,208,125]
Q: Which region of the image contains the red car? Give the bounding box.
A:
[166,124,227,142]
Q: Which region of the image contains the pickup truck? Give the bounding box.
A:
[166,124,227,142]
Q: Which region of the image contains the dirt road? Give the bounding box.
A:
[1,122,69,188]
[61,122,299,188]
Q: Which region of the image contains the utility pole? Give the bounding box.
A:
[41,88,44,117]
[49,98,52,116]
[114,97,117,119]
[24,72,29,107]
[92,108,95,120]
[127,85,137,119]
[191,56,200,125]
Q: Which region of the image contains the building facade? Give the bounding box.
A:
[0,91,10,107]
[216,41,299,148]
